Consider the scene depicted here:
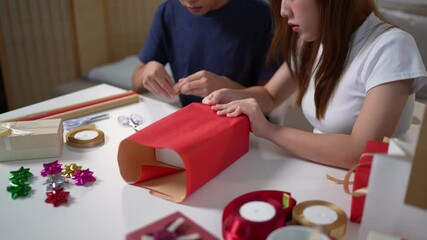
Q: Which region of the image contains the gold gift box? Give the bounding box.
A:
[0,119,63,161]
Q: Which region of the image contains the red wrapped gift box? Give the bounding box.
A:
[117,103,250,202]
[350,140,389,223]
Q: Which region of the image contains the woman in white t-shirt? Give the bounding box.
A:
[202,0,427,169]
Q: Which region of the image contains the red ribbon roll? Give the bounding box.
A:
[222,190,297,240]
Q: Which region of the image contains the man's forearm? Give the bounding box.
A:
[131,63,148,93]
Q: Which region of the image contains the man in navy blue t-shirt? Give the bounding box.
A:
[132,0,278,106]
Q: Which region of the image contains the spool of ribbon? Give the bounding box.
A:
[65,124,105,148]
[292,200,347,240]
[222,190,297,240]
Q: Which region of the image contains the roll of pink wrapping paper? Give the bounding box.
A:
[6,91,139,121]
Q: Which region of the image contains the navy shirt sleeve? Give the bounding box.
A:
[138,2,168,65]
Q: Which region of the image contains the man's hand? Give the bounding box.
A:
[131,61,176,98]
[174,70,243,98]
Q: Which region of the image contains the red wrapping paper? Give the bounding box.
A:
[350,140,389,223]
[117,103,250,202]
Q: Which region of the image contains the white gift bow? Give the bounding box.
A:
[0,123,33,137]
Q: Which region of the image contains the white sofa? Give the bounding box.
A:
[378,0,427,97]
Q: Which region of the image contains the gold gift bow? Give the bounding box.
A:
[326,137,390,197]
[0,123,33,137]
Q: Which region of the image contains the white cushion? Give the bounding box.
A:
[85,55,140,90]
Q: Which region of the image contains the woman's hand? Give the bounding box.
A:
[210,98,274,138]
[202,88,249,105]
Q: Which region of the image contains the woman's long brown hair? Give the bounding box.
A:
[268,0,384,119]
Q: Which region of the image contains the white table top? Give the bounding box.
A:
[0,84,359,240]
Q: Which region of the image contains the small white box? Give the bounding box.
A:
[0,119,63,161]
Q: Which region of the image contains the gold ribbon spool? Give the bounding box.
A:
[66,124,105,148]
[292,200,347,240]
